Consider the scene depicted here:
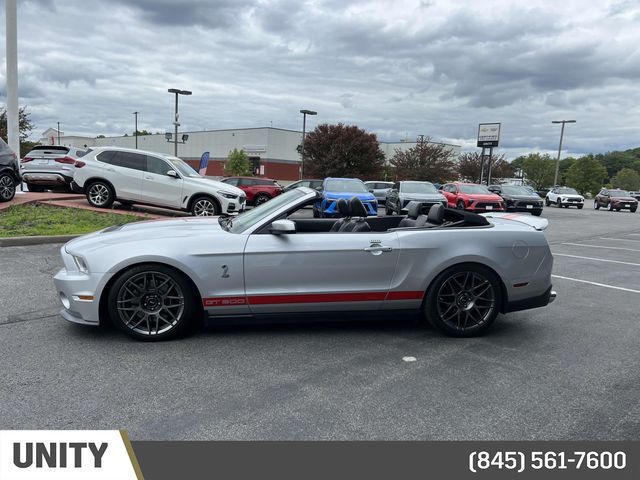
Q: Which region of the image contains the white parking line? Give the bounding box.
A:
[553,253,640,267]
[562,243,640,253]
[599,237,640,243]
[552,275,640,293]
[628,233,640,236]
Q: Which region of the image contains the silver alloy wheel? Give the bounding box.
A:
[193,198,216,216]
[254,194,269,206]
[88,183,110,206]
[436,271,496,331]
[0,174,15,201]
[116,271,185,336]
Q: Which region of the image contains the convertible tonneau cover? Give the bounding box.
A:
[481,212,549,231]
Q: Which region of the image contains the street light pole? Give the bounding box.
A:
[57,122,60,144]
[552,119,576,186]
[5,0,19,157]
[168,88,192,157]
[133,111,139,149]
[299,109,317,179]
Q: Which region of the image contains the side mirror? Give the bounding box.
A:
[269,219,296,235]
[167,170,179,179]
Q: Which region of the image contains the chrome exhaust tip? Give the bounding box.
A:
[549,290,557,303]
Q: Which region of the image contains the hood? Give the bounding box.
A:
[501,194,542,201]
[324,191,377,202]
[557,193,583,199]
[462,193,503,201]
[185,176,245,197]
[399,192,446,201]
[65,217,227,254]
[610,195,637,202]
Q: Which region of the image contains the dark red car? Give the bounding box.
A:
[440,182,505,212]
[594,188,638,212]
[220,176,283,206]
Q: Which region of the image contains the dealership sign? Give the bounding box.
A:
[477,123,501,147]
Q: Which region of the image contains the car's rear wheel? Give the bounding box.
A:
[424,264,501,337]
[191,196,220,216]
[25,182,45,193]
[107,264,199,341]
[86,181,114,208]
[0,173,16,202]
[254,193,271,206]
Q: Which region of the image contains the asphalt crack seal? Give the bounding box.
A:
[3,308,60,325]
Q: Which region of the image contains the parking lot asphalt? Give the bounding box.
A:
[1,204,639,440]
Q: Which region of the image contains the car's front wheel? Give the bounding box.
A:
[107,264,200,341]
[254,193,271,206]
[545,197,550,206]
[191,196,220,216]
[86,181,115,208]
[424,264,501,337]
[456,200,465,210]
[0,173,16,202]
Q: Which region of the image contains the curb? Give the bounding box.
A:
[0,234,81,247]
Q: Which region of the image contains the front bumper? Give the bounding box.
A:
[53,267,112,326]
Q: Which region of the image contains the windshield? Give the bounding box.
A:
[401,182,437,194]
[168,157,200,177]
[609,190,630,197]
[325,179,368,193]
[558,188,578,194]
[460,184,491,194]
[501,186,535,196]
[227,189,306,233]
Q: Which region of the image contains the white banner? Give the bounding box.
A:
[0,430,141,480]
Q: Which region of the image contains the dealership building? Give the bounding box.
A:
[40,127,460,181]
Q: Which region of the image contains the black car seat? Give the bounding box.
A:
[422,203,445,226]
[398,201,423,227]
[330,198,351,232]
[338,197,371,232]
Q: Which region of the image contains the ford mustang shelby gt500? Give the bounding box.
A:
[53,188,556,341]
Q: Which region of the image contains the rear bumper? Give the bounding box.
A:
[22,172,72,186]
[504,286,556,313]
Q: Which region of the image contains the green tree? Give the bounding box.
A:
[225,148,251,176]
[134,129,153,136]
[513,153,556,190]
[611,167,640,191]
[1,106,35,157]
[303,123,385,179]
[456,152,513,183]
[565,155,608,195]
[390,138,456,182]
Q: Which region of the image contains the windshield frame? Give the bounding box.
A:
[400,181,438,194]
[609,190,630,197]
[558,187,579,194]
[227,188,315,234]
[167,156,200,178]
[500,186,535,196]
[459,184,491,194]
[325,179,368,194]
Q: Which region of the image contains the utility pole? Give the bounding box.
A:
[133,111,139,149]
[299,109,317,179]
[552,120,576,186]
[168,89,192,157]
[57,122,61,144]
[5,0,20,156]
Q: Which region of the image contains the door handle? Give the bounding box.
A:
[106,168,116,172]
[364,245,392,253]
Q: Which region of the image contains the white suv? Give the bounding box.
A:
[545,186,584,209]
[73,147,246,215]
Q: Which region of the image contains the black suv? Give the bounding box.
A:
[0,137,20,202]
[488,184,544,216]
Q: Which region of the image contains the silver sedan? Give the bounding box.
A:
[53,188,556,341]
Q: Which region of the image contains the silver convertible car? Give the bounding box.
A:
[53,188,556,341]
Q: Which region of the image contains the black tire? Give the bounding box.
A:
[594,200,599,210]
[424,264,501,337]
[190,196,220,216]
[608,203,614,212]
[544,197,550,206]
[577,204,583,209]
[0,173,16,202]
[456,200,465,210]
[532,210,542,216]
[254,193,271,206]
[86,180,115,208]
[25,182,45,193]
[107,264,200,341]
[556,199,562,208]
[631,207,637,213]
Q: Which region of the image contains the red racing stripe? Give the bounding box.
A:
[202,291,424,307]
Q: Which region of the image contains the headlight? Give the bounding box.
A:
[72,255,89,274]
[217,190,238,199]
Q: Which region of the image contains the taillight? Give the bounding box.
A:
[74,161,86,168]
[21,157,33,163]
[55,156,76,164]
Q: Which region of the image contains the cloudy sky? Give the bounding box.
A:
[1,0,639,158]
